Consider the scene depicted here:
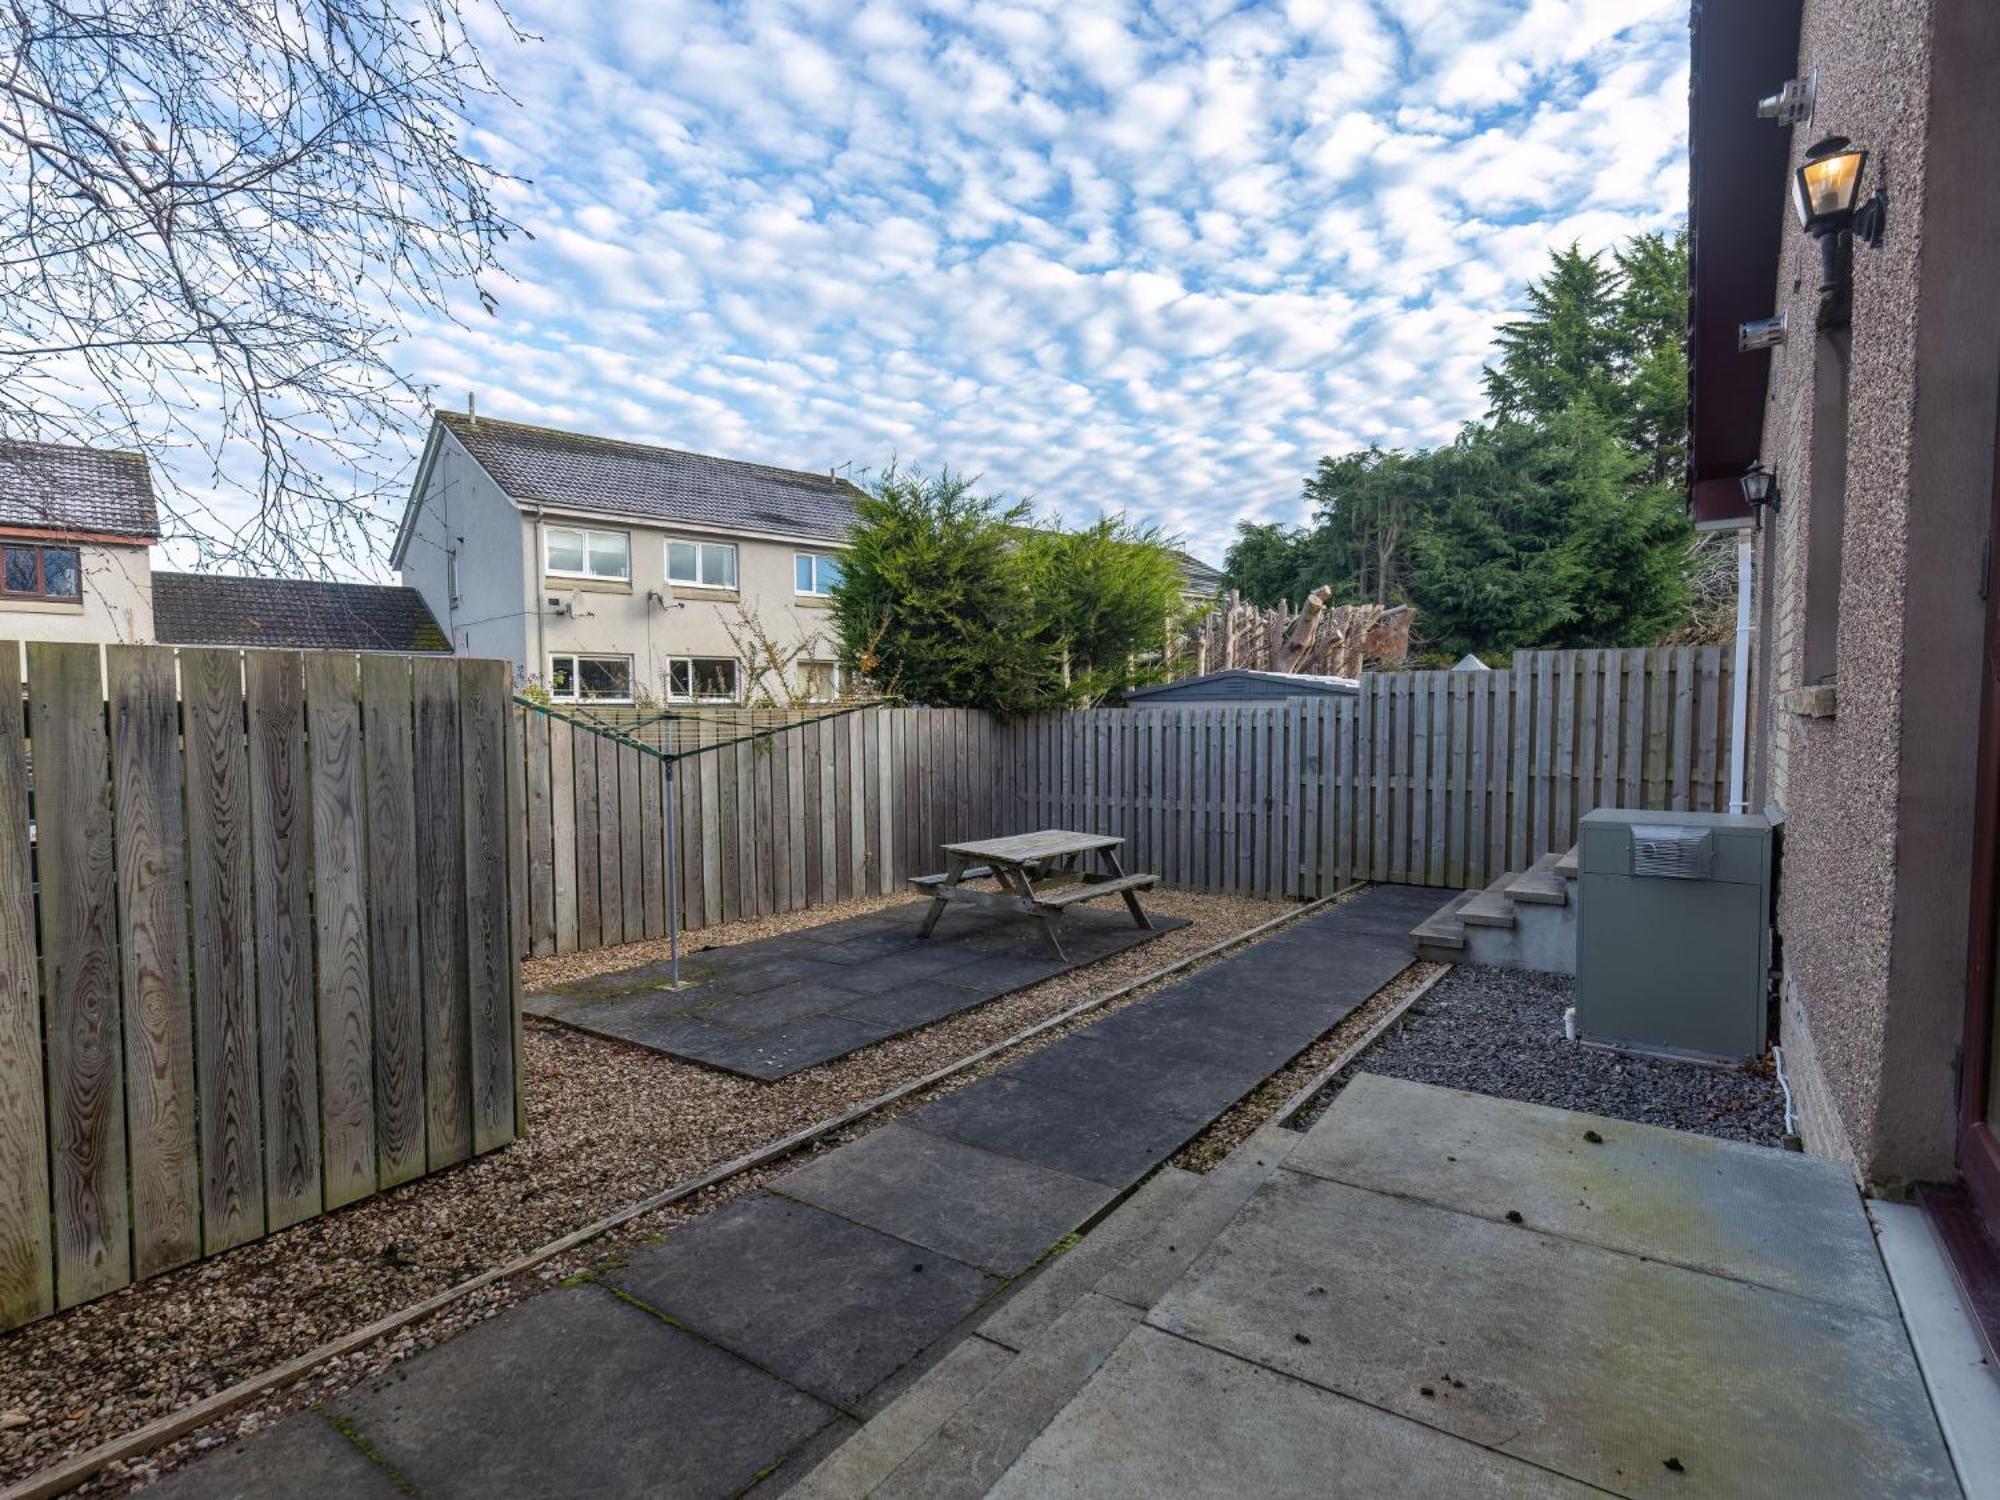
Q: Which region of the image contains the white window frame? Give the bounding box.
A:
[794,550,842,597]
[666,539,739,591]
[801,659,845,702]
[663,656,741,704]
[544,526,631,583]
[548,652,635,704]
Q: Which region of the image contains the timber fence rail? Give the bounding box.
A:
[0,644,522,1335]
[516,646,1732,953]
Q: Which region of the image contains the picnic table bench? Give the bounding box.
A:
[910,829,1158,961]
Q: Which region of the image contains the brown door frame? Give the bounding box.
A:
[1961,372,2000,1233]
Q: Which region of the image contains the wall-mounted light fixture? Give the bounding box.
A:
[1793,136,1887,294]
[1740,460,1780,525]
[1739,313,1788,352]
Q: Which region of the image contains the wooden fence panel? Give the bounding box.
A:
[525,711,554,955]
[106,645,199,1279]
[551,719,578,952]
[181,650,261,1254]
[361,655,426,1190]
[0,644,49,1326]
[413,656,471,1170]
[460,661,516,1156]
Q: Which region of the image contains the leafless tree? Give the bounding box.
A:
[0,0,526,571]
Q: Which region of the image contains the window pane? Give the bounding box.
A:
[668,660,692,697]
[667,541,697,583]
[578,657,631,699]
[693,659,736,699]
[550,657,576,698]
[701,544,736,589]
[587,531,629,579]
[546,528,586,574]
[40,549,78,598]
[819,554,842,591]
[3,548,35,593]
[796,554,813,593]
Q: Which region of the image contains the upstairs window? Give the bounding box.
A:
[795,551,842,596]
[544,526,630,582]
[1,545,79,602]
[667,540,737,590]
[549,653,633,703]
[665,657,739,702]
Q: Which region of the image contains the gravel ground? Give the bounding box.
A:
[0,888,1291,1495]
[1295,965,1786,1145]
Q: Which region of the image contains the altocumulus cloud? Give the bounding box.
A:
[388,0,1689,565]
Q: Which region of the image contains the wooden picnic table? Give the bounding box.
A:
[910,829,1158,961]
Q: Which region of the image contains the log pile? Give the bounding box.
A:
[1177,588,1412,680]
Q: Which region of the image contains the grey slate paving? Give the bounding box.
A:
[1293,1072,1898,1316]
[137,1412,405,1500]
[774,1123,1118,1276]
[330,1287,838,1499]
[908,1073,1206,1187]
[1148,1166,1959,1499]
[527,900,1186,1079]
[608,1193,998,1409]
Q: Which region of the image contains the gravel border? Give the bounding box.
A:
[0,889,1299,1496]
[1292,964,1787,1145]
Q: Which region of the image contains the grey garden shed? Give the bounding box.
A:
[1122,668,1359,707]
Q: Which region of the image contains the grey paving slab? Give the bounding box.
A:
[774,1123,1116,1276]
[786,1336,1018,1500]
[1297,1074,1897,1316]
[608,1192,998,1409]
[988,1323,1605,1500]
[137,1412,405,1500]
[331,1286,838,1500]
[980,1165,1204,1352]
[872,1293,1142,1500]
[908,1073,1205,1187]
[526,901,1184,1079]
[1148,1169,1959,1500]
[1002,1030,1276,1118]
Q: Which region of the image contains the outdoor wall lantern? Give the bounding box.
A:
[1741,461,1780,524]
[1793,136,1886,291]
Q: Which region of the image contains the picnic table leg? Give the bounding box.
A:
[1007,864,1068,962]
[919,852,966,938]
[1103,848,1154,930]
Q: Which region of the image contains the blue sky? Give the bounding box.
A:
[395,0,1689,568]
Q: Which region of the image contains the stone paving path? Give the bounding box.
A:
[526,900,1187,1079]
[145,884,1439,1500]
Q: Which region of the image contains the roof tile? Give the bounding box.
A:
[153,574,452,653]
[0,440,158,540]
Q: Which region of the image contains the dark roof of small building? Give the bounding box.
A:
[432,411,862,542]
[153,573,452,653]
[1169,548,1224,593]
[0,439,159,540]
[1124,668,1358,703]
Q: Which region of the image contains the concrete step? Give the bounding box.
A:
[1408,889,1474,960]
[1457,873,1519,929]
[1505,853,1568,907]
[1554,844,1579,881]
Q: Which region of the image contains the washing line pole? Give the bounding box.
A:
[665,755,682,987]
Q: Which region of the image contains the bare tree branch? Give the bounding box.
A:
[0,0,530,572]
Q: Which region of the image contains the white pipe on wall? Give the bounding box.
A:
[1728,528,1753,813]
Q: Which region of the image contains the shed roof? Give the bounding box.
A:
[1124,668,1359,703]
[431,411,862,542]
[0,439,159,540]
[153,573,452,653]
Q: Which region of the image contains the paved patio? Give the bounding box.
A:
[146,884,1439,1498]
[801,1074,1961,1499]
[525,899,1188,1079]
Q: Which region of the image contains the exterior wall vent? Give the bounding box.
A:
[1629,825,1715,880]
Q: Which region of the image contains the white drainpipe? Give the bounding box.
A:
[1727,528,1753,814]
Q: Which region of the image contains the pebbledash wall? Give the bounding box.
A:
[1750,1,2000,1191]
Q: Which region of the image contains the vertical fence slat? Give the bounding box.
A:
[619,743,643,939]
[106,645,199,1279]
[551,719,578,953]
[525,712,554,955]
[245,650,321,1232]
[460,661,515,1155]
[304,653,375,1210]
[361,655,426,1189]
[181,650,261,1253]
[0,642,50,1324]
[413,657,470,1169]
